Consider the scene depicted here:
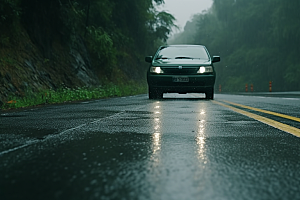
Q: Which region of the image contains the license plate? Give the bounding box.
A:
[172,77,189,82]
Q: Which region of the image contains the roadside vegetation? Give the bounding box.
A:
[0,0,177,109]
[2,83,147,110]
[169,0,300,92]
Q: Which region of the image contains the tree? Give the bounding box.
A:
[171,0,300,91]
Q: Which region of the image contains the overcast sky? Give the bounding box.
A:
[158,0,213,33]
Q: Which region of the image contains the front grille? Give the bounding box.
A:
[161,67,199,75]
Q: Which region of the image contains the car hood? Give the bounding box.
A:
[152,59,211,66]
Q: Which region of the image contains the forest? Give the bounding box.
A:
[1,0,299,107]
[170,0,300,92]
[0,0,176,70]
[0,0,176,107]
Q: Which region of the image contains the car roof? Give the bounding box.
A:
[159,44,205,49]
[165,44,205,47]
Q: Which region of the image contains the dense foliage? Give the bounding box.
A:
[0,0,176,81]
[170,0,300,92]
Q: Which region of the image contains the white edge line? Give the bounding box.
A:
[0,112,125,156]
[0,140,39,156]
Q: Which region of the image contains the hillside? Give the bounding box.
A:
[0,0,176,107]
[0,22,99,107]
[169,0,300,92]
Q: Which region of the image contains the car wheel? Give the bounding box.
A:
[157,91,163,99]
[148,87,157,99]
[205,88,214,100]
[149,87,163,99]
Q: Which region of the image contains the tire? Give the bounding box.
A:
[149,87,163,99]
[149,87,156,99]
[205,88,214,100]
[157,91,163,99]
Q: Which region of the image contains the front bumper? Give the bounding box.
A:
[147,74,215,93]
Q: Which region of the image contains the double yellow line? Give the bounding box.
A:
[213,100,300,137]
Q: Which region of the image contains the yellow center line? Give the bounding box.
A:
[212,100,300,137]
[221,100,300,123]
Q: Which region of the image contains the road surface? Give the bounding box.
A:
[1,93,300,200]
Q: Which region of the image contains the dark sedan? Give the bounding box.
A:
[145,45,220,99]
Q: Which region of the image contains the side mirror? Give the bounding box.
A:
[212,56,220,63]
[145,56,153,63]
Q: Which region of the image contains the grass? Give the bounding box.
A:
[1,83,147,110]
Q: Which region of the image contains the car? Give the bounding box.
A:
[145,45,220,99]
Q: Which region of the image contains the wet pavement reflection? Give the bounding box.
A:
[1,93,300,200]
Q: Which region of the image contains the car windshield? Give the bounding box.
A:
[155,46,209,60]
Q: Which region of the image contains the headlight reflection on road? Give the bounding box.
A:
[153,132,161,152]
[152,102,162,155]
[196,108,207,164]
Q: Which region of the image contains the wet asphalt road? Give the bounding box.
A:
[1,93,300,200]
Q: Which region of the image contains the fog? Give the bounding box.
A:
[158,0,213,32]
[168,0,300,92]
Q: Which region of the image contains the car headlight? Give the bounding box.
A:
[150,66,164,74]
[197,66,213,74]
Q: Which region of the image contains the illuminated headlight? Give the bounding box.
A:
[150,66,164,74]
[197,66,213,74]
